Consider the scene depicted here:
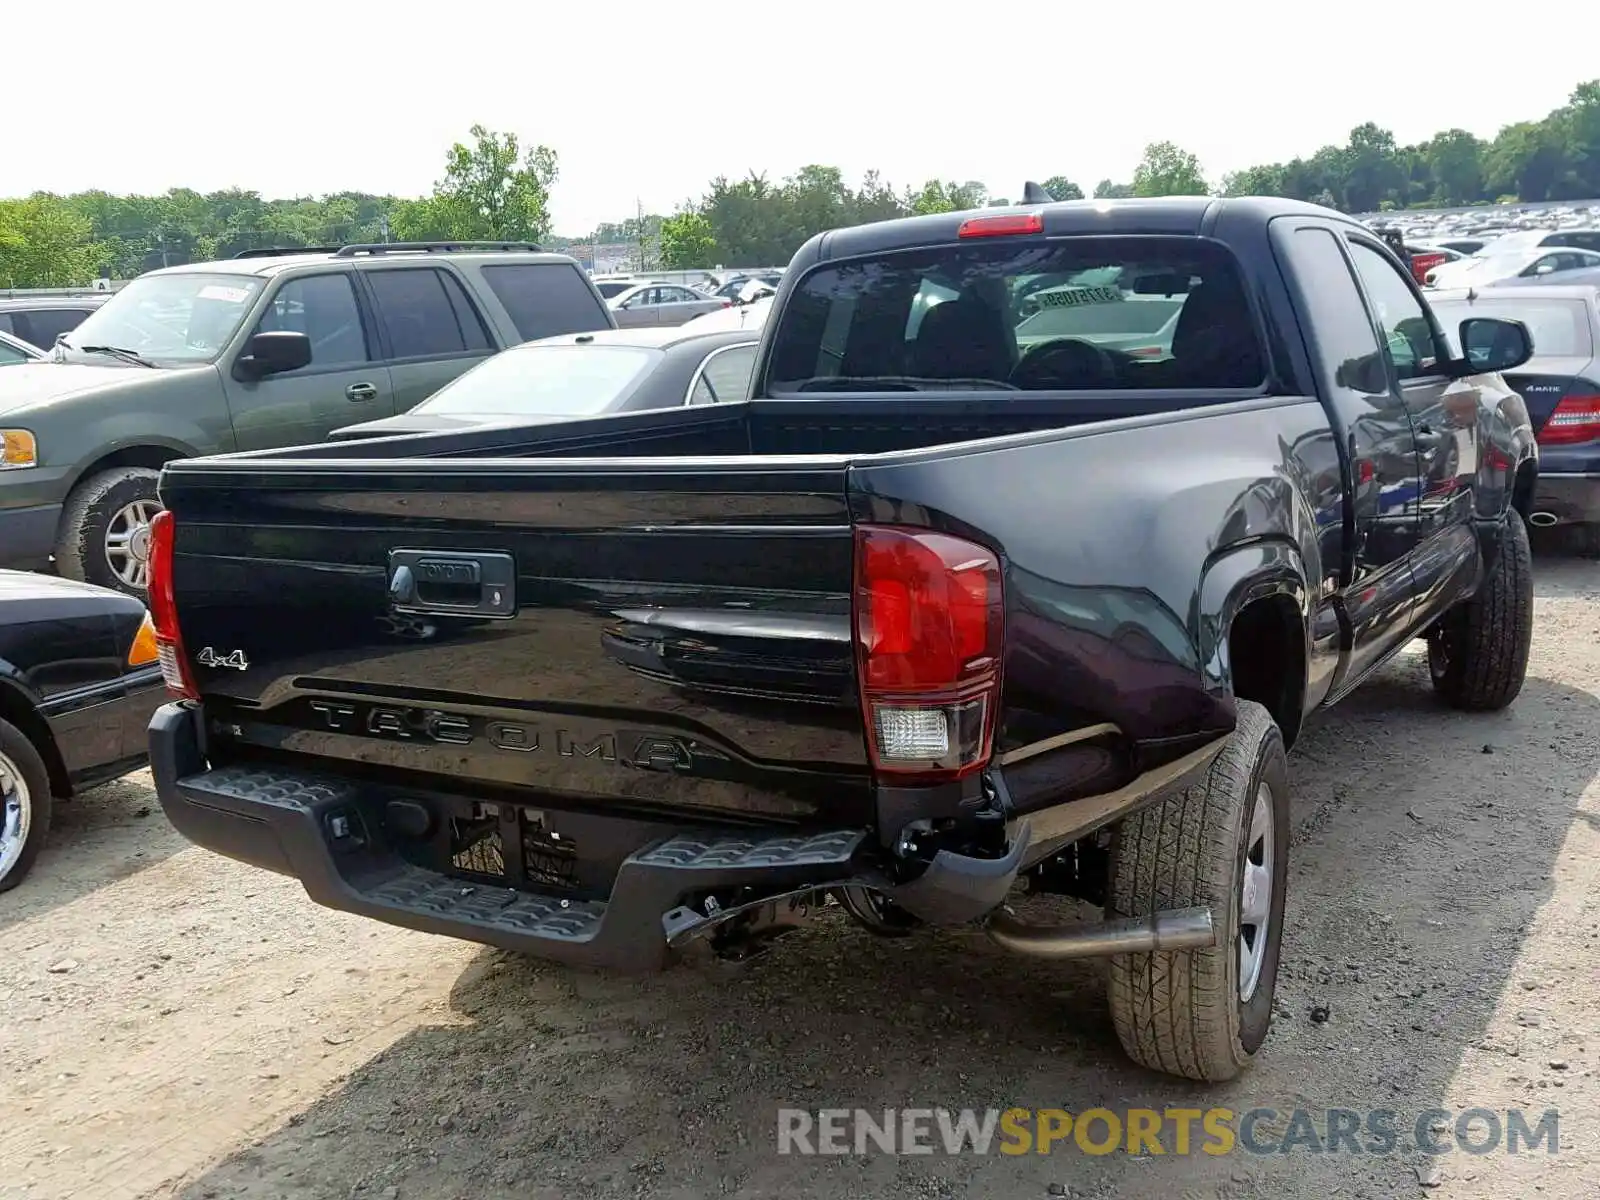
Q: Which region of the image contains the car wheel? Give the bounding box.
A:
[55,467,164,597]
[1105,699,1290,1082]
[0,718,53,893]
[1427,509,1534,711]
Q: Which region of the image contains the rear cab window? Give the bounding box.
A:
[481,264,610,341]
[764,236,1266,394]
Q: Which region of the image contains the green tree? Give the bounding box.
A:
[0,195,101,286]
[659,209,715,268]
[1132,142,1209,197]
[1093,179,1134,199]
[1040,176,1084,201]
[1422,129,1485,206]
[402,124,559,243]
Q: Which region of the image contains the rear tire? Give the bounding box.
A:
[0,718,54,893]
[1105,700,1290,1082]
[1427,509,1534,711]
[55,467,164,597]
[1572,523,1600,558]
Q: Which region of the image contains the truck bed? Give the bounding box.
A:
[158,390,1339,837]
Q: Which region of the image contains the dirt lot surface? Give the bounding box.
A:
[4,549,1598,1200]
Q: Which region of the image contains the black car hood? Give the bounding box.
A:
[0,567,146,616]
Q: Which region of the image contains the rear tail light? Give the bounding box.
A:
[853,526,1003,781]
[147,509,198,699]
[1538,393,1600,446]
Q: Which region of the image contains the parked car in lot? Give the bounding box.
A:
[608,282,731,327]
[0,294,107,352]
[1431,284,1600,553]
[329,326,761,440]
[0,242,614,597]
[1426,246,1600,288]
[681,294,774,332]
[0,330,46,366]
[0,570,164,890]
[147,196,1541,1084]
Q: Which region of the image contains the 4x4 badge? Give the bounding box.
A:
[196,647,249,671]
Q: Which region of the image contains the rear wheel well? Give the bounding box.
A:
[1512,459,1537,520]
[1228,595,1306,749]
[0,684,70,798]
[75,445,182,485]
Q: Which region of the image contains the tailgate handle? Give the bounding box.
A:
[387,550,516,618]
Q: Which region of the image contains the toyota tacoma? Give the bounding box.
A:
[147,196,1540,1081]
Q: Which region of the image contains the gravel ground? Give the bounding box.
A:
[3,548,1597,1200]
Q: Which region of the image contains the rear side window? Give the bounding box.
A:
[13,308,91,349]
[688,343,758,404]
[766,236,1265,393]
[482,264,609,341]
[366,268,481,359]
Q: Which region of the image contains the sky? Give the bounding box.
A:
[5,0,1590,236]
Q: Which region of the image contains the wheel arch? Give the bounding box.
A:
[1197,540,1311,749]
[0,673,70,799]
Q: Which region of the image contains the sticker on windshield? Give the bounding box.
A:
[198,284,253,304]
[1033,285,1125,309]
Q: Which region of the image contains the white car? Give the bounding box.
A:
[0,329,45,367]
[682,294,774,332]
[1425,246,1600,289]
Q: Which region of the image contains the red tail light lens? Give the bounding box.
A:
[957,211,1043,239]
[1538,394,1600,446]
[147,509,198,699]
[853,526,1002,780]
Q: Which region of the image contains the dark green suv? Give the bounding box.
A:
[0,242,613,594]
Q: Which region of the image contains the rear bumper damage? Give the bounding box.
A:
[149,702,1031,972]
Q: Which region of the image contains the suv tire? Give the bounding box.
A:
[1427,509,1534,711]
[1105,700,1289,1082]
[1,717,53,893]
[56,467,164,597]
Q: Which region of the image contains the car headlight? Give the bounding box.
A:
[1,430,38,469]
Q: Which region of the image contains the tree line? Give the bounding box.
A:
[2,83,1597,287]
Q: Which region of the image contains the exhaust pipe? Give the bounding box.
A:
[1527,511,1560,528]
[986,905,1217,959]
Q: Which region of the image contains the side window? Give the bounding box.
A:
[481,264,610,341]
[1347,239,1443,381]
[663,287,696,303]
[0,339,29,364]
[436,270,492,352]
[636,288,660,307]
[19,309,89,349]
[688,344,757,404]
[366,268,471,358]
[0,314,13,335]
[254,273,369,369]
[1288,227,1387,392]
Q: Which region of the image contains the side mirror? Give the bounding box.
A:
[234,330,311,379]
[1457,317,1533,374]
[1533,263,1555,276]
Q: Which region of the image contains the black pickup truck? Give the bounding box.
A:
[147,197,1540,1082]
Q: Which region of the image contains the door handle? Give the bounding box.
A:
[346,382,378,402]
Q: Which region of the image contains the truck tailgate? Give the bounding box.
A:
[160,457,870,825]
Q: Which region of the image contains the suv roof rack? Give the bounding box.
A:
[332,241,544,257]
[233,246,343,259]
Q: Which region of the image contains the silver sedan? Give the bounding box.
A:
[608,283,731,328]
